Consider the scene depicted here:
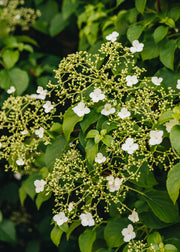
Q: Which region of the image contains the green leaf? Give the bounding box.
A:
[79,229,96,252]
[135,0,147,14]
[141,39,159,60]
[127,25,144,43]
[0,69,12,90]
[0,21,10,39]
[2,49,19,69]
[153,26,169,44]
[116,0,125,6]
[9,67,29,95]
[16,35,38,46]
[49,122,63,134]
[167,163,180,204]
[62,0,77,19]
[168,7,180,21]
[159,40,176,70]
[170,125,180,156]
[80,110,99,133]
[50,13,69,37]
[85,139,98,165]
[50,225,63,247]
[96,249,114,252]
[86,129,99,139]
[35,191,51,210]
[147,232,162,250]
[104,218,128,248]
[38,0,59,23]
[66,221,81,240]
[102,135,114,147]
[44,135,67,167]
[159,111,173,124]
[164,244,178,252]
[31,20,49,35]
[19,186,27,206]
[0,219,16,243]
[26,240,40,252]
[144,190,179,223]
[63,107,83,142]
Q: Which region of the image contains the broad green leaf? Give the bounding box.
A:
[167,163,180,204]
[79,229,96,252]
[153,26,169,43]
[168,7,180,21]
[170,125,180,155]
[159,40,176,70]
[9,67,29,95]
[135,0,147,14]
[0,21,10,39]
[80,110,99,133]
[62,0,77,19]
[85,139,98,165]
[141,39,159,60]
[16,35,38,46]
[19,186,27,206]
[0,219,16,243]
[38,0,59,23]
[147,232,162,250]
[144,190,179,223]
[102,135,114,147]
[155,67,180,89]
[44,135,67,167]
[35,191,52,210]
[127,25,144,43]
[2,49,19,69]
[86,129,99,139]
[31,20,49,34]
[165,239,180,251]
[63,107,83,142]
[49,122,63,134]
[104,218,128,248]
[159,111,173,124]
[85,22,99,46]
[50,13,69,37]
[164,244,178,252]
[66,221,81,240]
[116,0,125,6]
[0,69,12,90]
[139,212,172,229]
[50,226,63,247]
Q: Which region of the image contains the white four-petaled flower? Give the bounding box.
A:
[14,172,22,180]
[176,79,180,89]
[89,88,105,102]
[53,212,68,226]
[16,158,24,166]
[121,137,138,154]
[106,31,119,42]
[0,142,2,148]
[122,224,136,242]
[165,119,179,133]
[73,102,90,117]
[34,179,46,193]
[7,86,16,94]
[68,202,74,212]
[21,129,29,135]
[31,86,47,100]
[15,14,21,20]
[35,127,44,138]
[80,212,95,227]
[128,210,139,223]
[126,75,138,87]
[149,130,163,145]
[95,152,106,164]
[101,103,115,116]
[106,175,123,192]
[151,76,163,86]
[118,108,131,119]
[43,101,54,113]
[130,40,144,53]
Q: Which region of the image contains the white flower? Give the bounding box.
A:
[122,138,139,154]
[15,14,21,20]
[7,86,16,94]
[126,75,138,87]
[128,210,139,223]
[0,142,2,148]
[165,119,179,133]
[72,102,90,117]
[89,88,105,102]
[31,86,47,100]
[0,1,4,5]
[106,175,124,192]
[35,127,44,138]
[95,153,106,163]
[101,103,115,116]
[14,172,22,180]
[43,101,54,113]
[21,129,29,135]
[68,202,74,212]
[176,80,180,89]
[118,108,131,119]
[34,179,46,193]
[53,212,68,226]
[122,224,136,242]
[80,212,95,227]
[16,158,24,166]
[106,31,119,42]
[151,76,163,86]
[130,40,144,53]
[149,130,163,145]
